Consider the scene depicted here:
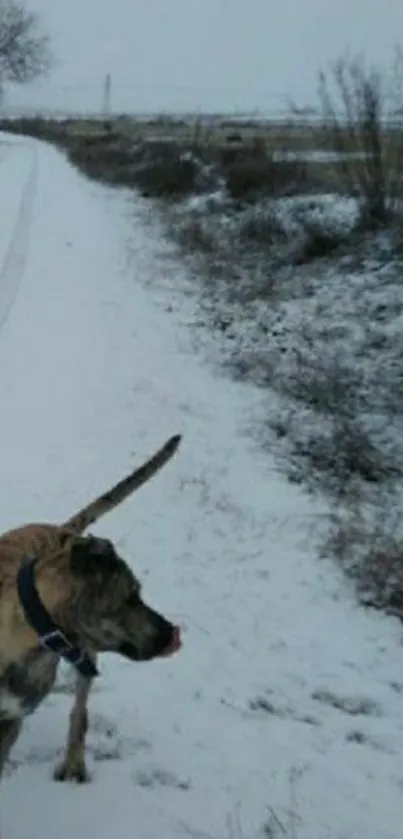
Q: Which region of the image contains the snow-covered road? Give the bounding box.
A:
[0,135,401,839]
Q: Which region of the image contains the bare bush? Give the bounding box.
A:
[269,340,403,500]
[278,348,363,416]
[174,218,222,253]
[289,417,395,496]
[0,115,60,140]
[323,507,403,620]
[133,155,199,198]
[236,207,288,247]
[223,155,309,200]
[291,221,347,263]
[0,0,52,85]
[318,50,403,227]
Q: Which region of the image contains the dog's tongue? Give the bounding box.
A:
[160,625,182,657]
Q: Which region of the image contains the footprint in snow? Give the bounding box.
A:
[346,729,397,754]
[311,689,383,717]
[247,695,320,726]
[133,766,191,791]
[89,712,151,763]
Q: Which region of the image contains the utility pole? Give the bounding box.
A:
[102,73,111,117]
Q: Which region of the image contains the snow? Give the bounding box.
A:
[0,133,402,839]
[273,150,369,164]
[167,186,403,512]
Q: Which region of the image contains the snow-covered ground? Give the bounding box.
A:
[0,134,402,839]
[166,189,403,509]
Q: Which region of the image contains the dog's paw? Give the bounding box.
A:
[53,759,91,784]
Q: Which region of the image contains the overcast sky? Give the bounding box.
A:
[6,0,403,114]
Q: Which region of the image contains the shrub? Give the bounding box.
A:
[318,51,403,227]
[133,156,199,198]
[236,207,288,246]
[270,344,402,498]
[324,508,403,620]
[291,220,348,263]
[223,156,309,200]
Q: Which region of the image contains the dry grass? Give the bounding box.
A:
[0,116,336,198]
[323,507,403,621]
[3,113,403,204]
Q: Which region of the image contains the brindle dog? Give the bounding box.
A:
[0,434,182,787]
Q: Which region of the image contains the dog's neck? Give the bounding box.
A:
[16,558,98,678]
[28,559,78,633]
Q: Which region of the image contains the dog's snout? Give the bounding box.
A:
[149,609,176,657]
[118,603,181,662]
[159,624,182,657]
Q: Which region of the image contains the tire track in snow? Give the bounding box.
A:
[0,143,38,334]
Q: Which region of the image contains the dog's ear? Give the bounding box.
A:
[69,536,117,577]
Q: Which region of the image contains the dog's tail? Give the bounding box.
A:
[63,434,182,535]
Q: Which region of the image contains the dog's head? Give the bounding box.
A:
[63,535,181,661]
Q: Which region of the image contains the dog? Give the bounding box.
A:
[0,434,182,787]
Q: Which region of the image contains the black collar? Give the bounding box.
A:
[17,557,98,679]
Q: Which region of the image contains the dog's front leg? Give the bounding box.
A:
[54,656,96,784]
[0,719,22,778]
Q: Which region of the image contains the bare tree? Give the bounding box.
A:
[0,0,52,86]
[318,51,403,226]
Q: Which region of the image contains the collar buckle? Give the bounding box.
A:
[40,628,72,654]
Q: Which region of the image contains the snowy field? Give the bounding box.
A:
[0,134,402,839]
